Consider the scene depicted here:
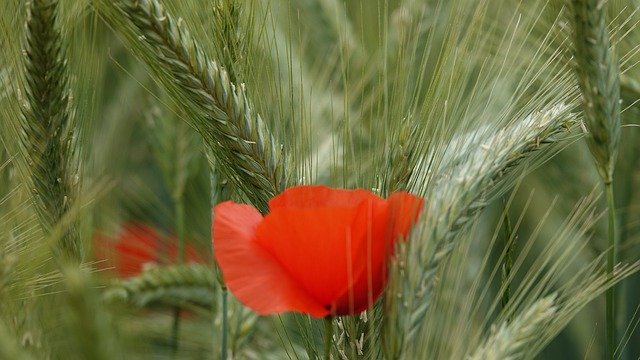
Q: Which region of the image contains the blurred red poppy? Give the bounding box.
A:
[213,185,423,318]
[94,223,204,278]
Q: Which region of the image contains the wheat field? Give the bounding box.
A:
[1,0,640,359]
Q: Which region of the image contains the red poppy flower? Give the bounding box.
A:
[213,185,423,318]
[94,223,204,278]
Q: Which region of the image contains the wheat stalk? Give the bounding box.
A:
[105,263,216,308]
[19,0,80,262]
[145,105,200,205]
[384,117,414,193]
[467,296,556,360]
[467,259,640,360]
[388,103,577,352]
[97,0,285,213]
[522,261,640,358]
[571,0,621,184]
[211,0,246,84]
[570,2,622,356]
[105,262,259,356]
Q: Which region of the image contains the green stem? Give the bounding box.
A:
[605,181,617,360]
[171,197,186,354]
[500,200,515,321]
[176,200,186,263]
[221,287,229,360]
[211,156,231,359]
[324,317,333,360]
[171,307,181,354]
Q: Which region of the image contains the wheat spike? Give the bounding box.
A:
[99,0,285,212]
[570,2,622,356]
[105,263,216,308]
[522,261,640,357]
[394,103,577,347]
[570,0,621,184]
[467,296,556,360]
[20,0,80,261]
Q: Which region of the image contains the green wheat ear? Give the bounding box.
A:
[19,0,81,262]
[387,103,577,355]
[104,263,216,308]
[98,0,287,213]
[467,296,557,360]
[570,1,622,357]
[570,0,621,184]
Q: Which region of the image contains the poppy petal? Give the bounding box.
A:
[114,224,159,277]
[214,201,329,317]
[255,195,387,312]
[387,192,424,239]
[269,185,382,209]
[332,192,423,314]
[330,201,391,315]
[167,241,206,264]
